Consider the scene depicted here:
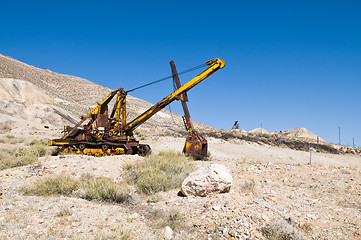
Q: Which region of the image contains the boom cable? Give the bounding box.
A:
[126,63,207,93]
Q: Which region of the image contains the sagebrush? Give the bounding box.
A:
[0,138,57,170]
[124,151,194,195]
[20,174,133,204]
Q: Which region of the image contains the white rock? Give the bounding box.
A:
[213,205,221,211]
[223,227,229,236]
[181,164,233,197]
[160,226,173,240]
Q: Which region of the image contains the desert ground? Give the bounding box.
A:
[1,127,361,239]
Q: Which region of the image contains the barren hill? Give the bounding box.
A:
[246,127,326,144]
[279,127,326,143]
[0,53,211,134]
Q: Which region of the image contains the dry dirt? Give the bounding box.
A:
[1,135,361,240]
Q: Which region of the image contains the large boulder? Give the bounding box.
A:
[181,164,232,197]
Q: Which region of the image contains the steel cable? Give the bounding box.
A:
[126,63,207,93]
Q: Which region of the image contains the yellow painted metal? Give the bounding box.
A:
[182,133,208,159]
[48,140,79,146]
[124,58,225,132]
[81,147,125,156]
[61,88,124,140]
[183,138,203,153]
[113,88,127,131]
[62,147,126,156]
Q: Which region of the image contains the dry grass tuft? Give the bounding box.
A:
[262,219,305,240]
[95,225,131,240]
[1,124,12,132]
[124,151,194,195]
[0,138,57,170]
[56,208,72,217]
[79,174,132,204]
[29,138,49,146]
[144,208,186,231]
[21,174,80,196]
[20,174,133,204]
[241,180,256,194]
[0,148,37,170]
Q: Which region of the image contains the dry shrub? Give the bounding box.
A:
[0,148,37,170]
[50,146,62,156]
[125,151,194,195]
[29,138,49,146]
[0,154,36,170]
[56,208,72,217]
[5,134,15,139]
[1,124,11,132]
[79,174,132,203]
[20,174,133,204]
[21,174,80,196]
[95,225,131,240]
[0,138,53,170]
[241,180,256,193]
[262,220,305,240]
[0,135,25,144]
[9,137,25,144]
[1,134,26,145]
[29,144,47,157]
[144,208,186,231]
[146,193,162,203]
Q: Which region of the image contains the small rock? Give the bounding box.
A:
[306,214,317,220]
[223,227,229,236]
[228,228,237,238]
[285,217,295,225]
[5,204,13,210]
[206,222,215,230]
[300,222,313,232]
[212,205,221,211]
[160,226,173,240]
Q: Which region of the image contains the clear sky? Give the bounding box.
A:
[1,0,360,146]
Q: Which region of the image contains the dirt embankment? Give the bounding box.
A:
[204,130,356,155]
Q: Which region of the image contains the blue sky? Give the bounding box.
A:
[1,0,360,146]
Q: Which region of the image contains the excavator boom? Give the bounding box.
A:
[124,58,225,133]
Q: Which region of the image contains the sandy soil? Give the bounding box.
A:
[1,135,360,239]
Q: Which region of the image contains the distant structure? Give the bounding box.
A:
[231,121,239,130]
